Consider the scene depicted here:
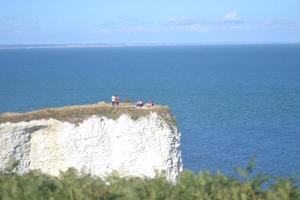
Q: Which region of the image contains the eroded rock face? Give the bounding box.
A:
[0,113,182,182]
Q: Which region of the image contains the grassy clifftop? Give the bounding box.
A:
[0,103,173,124]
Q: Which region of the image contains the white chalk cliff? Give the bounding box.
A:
[0,106,182,182]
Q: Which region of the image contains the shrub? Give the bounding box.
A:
[0,164,299,200]
[124,98,131,103]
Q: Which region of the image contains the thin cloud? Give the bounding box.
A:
[166,17,199,26]
[0,18,42,35]
[3,13,299,37]
[261,20,300,29]
[93,15,299,34]
[96,17,153,28]
[164,14,245,32]
[223,12,242,23]
[0,17,19,26]
[6,17,19,21]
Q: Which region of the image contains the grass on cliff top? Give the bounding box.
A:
[0,102,174,125]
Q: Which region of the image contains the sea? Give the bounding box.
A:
[1,44,300,177]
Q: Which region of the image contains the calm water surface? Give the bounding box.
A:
[1,44,300,176]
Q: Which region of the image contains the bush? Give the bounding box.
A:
[0,164,299,200]
[124,98,131,103]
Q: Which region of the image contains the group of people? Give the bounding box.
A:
[111,95,154,108]
[111,95,120,107]
[136,99,154,108]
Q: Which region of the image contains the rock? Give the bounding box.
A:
[0,112,182,182]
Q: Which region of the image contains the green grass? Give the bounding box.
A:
[1,164,299,200]
[0,103,174,126]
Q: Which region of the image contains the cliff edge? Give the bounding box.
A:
[0,103,182,182]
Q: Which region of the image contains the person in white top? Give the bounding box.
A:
[111,95,116,107]
[136,99,144,107]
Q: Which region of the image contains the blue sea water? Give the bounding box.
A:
[1,44,300,176]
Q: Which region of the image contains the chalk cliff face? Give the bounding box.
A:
[0,108,182,182]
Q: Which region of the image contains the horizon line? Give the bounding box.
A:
[0,41,299,49]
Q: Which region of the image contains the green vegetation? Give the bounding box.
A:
[0,103,172,125]
[1,161,299,200]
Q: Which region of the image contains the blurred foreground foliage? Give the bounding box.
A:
[0,161,299,200]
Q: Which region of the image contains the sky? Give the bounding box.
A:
[1,0,300,45]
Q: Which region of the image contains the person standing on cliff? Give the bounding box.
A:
[116,95,120,106]
[111,95,116,107]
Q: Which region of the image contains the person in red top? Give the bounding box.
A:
[115,95,120,106]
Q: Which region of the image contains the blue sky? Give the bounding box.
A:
[1,0,300,44]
